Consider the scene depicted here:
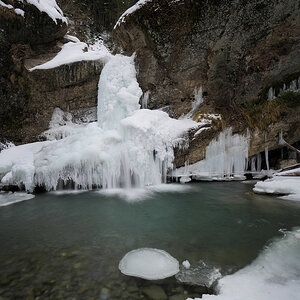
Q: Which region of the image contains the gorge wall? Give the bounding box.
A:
[0,0,102,144]
[113,0,300,166]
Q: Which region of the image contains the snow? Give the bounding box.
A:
[30,38,111,71]
[175,128,249,180]
[0,1,13,9]
[114,0,152,29]
[194,228,300,300]
[253,175,300,202]
[14,8,24,16]
[0,192,35,207]
[0,50,197,191]
[26,0,67,24]
[119,248,179,280]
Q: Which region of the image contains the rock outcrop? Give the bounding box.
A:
[0,0,102,144]
[114,0,300,165]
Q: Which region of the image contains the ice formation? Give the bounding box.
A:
[0,51,197,191]
[119,248,179,280]
[267,76,300,100]
[176,260,221,287]
[192,228,300,300]
[182,260,191,269]
[253,167,300,201]
[0,192,35,207]
[175,128,249,180]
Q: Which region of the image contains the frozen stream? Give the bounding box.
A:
[0,182,300,299]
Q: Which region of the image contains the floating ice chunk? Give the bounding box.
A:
[180,176,191,184]
[182,260,191,269]
[176,260,221,287]
[0,192,35,207]
[119,248,179,280]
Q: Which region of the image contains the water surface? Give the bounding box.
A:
[0,182,299,299]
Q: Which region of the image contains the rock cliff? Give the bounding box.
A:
[0,0,102,144]
[113,0,300,166]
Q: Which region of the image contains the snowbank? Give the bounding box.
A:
[30,36,111,71]
[253,167,300,201]
[192,228,300,300]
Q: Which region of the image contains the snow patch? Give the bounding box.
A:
[253,176,300,201]
[26,0,67,24]
[114,0,152,29]
[30,39,111,71]
[119,248,179,280]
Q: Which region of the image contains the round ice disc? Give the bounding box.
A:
[119,248,179,280]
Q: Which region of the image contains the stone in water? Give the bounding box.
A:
[119,248,179,280]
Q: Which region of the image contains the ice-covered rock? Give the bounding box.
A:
[0,192,35,207]
[119,248,179,280]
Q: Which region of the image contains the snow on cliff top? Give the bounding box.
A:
[114,0,152,29]
[29,36,112,71]
[26,0,67,24]
[0,0,66,23]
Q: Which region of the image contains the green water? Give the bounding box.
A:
[0,182,300,299]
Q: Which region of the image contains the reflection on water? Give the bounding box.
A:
[0,182,299,299]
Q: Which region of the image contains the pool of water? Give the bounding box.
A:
[0,182,300,299]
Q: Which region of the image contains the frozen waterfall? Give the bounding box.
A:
[175,128,249,180]
[0,53,197,191]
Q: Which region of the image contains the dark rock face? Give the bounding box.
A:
[1,0,67,45]
[0,0,102,144]
[114,0,300,164]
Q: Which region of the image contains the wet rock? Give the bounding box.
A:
[142,285,167,300]
[114,0,300,164]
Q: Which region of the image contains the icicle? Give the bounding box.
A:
[265,147,269,171]
[251,156,257,172]
[267,87,275,100]
[175,128,249,180]
[257,153,262,172]
[142,91,150,109]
